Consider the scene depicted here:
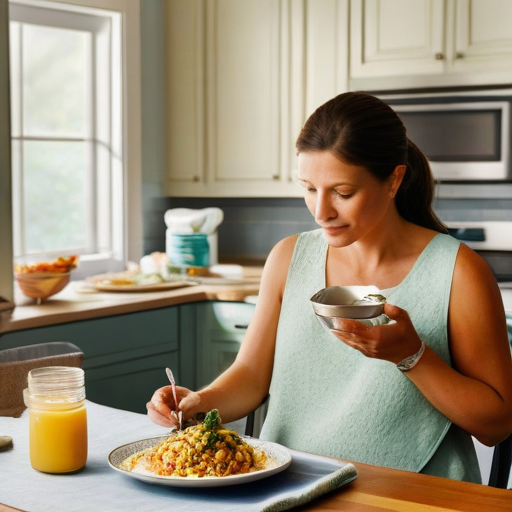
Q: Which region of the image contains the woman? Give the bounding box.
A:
[148,92,512,482]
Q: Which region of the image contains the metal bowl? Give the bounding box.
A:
[310,285,385,320]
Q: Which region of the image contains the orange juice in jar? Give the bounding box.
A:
[23,367,88,473]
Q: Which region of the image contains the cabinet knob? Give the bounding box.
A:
[192,175,200,182]
[273,174,279,181]
[455,52,464,59]
[435,53,445,60]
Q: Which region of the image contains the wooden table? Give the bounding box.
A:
[1,460,510,512]
[307,463,512,511]
[1,398,510,512]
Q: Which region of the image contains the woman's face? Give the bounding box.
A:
[297,151,402,247]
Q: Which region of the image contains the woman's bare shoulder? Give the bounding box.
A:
[453,241,498,287]
[267,234,299,262]
[450,242,505,332]
[259,234,299,300]
[263,234,299,274]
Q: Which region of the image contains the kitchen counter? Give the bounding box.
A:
[0,267,262,335]
[2,268,509,337]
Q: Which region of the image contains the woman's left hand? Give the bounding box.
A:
[330,303,423,364]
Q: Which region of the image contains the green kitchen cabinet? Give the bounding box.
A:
[194,301,255,389]
[0,307,183,414]
[193,300,266,435]
[0,301,255,416]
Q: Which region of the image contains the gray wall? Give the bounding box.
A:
[140,0,167,255]
[141,192,512,264]
[139,1,512,264]
[146,197,317,262]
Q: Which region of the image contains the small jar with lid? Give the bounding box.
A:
[167,233,210,268]
[23,366,88,473]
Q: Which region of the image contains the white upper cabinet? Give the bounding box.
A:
[164,0,512,198]
[350,0,446,79]
[165,0,349,197]
[350,0,512,90]
[453,0,512,72]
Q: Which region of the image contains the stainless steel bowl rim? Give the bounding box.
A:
[310,285,385,319]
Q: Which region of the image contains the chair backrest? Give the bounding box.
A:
[0,342,84,417]
[489,433,512,489]
[244,396,269,438]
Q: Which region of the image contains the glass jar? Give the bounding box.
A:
[23,366,87,473]
[167,233,210,268]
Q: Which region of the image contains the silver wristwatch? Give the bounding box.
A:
[396,340,426,372]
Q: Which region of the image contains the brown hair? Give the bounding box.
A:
[296,91,447,233]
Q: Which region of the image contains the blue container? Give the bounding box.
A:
[167,233,210,268]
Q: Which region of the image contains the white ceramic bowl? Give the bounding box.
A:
[310,285,385,320]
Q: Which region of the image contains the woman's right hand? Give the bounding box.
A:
[146,385,203,427]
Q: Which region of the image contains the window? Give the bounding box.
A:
[8,0,142,278]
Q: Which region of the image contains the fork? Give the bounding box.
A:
[165,367,183,430]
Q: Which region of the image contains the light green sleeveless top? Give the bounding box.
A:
[259,229,481,483]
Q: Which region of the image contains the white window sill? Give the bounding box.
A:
[71,253,127,281]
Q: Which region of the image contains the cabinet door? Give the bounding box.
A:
[165,0,205,186]
[304,0,349,117]
[350,0,445,79]
[0,308,180,413]
[85,351,180,414]
[452,0,512,73]
[164,0,331,198]
[194,301,255,389]
[207,0,281,187]
[165,0,291,197]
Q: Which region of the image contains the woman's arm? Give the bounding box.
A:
[331,244,512,446]
[406,243,512,446]
[147,235,297,426]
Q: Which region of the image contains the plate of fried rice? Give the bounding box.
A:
[108,411,292,487]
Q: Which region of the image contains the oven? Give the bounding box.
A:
[446,221,512,313]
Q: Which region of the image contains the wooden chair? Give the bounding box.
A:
[0,342,84,417]
[488,433,512,489]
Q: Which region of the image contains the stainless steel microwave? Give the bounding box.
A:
[381,94,511,182]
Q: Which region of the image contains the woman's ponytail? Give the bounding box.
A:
[395,139,447,233]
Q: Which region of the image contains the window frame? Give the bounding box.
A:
[7,0,142,281]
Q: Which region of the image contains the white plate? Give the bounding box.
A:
[86,272,195,292]
[190,276,249,285]
[93,280,195,292]
[108,435,292,488]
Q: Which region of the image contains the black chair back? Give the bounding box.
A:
[488,433,512,489]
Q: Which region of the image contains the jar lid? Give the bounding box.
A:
[27,366,85,399]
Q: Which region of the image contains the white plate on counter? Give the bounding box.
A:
[92,280,195,292]
[85,272,196,292]
[108,435,292,488]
